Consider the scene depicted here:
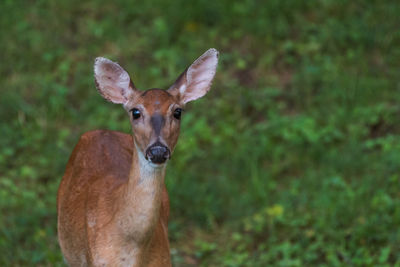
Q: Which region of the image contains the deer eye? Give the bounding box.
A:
[173,108,182,120]
[131,108,141,120]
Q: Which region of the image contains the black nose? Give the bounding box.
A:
[145,143,171,164]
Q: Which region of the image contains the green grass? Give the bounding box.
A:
[1,0,400,266]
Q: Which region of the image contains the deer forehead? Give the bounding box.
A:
[136,89,177,114]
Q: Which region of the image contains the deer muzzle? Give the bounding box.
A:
[145,142,171,164]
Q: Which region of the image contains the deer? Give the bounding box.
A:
[57,48,219,266]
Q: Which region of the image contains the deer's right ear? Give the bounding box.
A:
[94,57,136,104]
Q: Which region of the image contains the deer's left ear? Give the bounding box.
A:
[168,48,219,105]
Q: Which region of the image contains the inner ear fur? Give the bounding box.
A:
[94,57,137,104]
[168,48,219,105]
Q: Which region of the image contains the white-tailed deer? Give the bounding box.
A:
[57,49,219,266]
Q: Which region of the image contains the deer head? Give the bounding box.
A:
[93,49,219,165]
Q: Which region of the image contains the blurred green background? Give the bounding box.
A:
[1,0,400,266]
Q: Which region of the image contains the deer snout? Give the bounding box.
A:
[145,142,171,164]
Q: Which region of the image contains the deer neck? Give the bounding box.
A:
[119,142,166,244]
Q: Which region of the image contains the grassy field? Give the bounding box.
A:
[1,0,400,266]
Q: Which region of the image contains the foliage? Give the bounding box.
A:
[1,0,400,265]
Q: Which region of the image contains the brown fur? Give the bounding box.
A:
[58,49,218,266]
[57,90,180,267]
[125,89,181,156]
[57,130,171,266]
